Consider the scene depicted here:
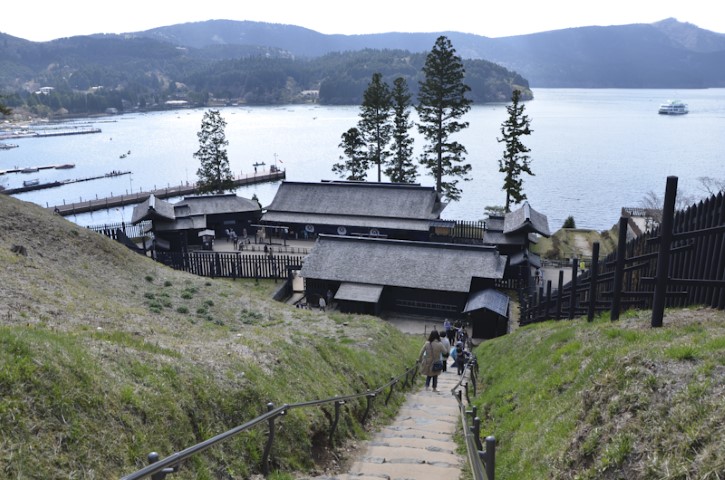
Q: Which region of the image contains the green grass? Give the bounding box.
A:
[0,196,424,479]
[472,310,725,479]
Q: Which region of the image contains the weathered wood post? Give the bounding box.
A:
[611,216,629,321]
[587,242,600,322]
[652,176,678,328]
[556,270,564,320]
[569,258,578,319]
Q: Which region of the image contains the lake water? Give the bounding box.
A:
[2,88,725,231]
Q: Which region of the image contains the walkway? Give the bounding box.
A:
[47,170,285,216]
[302,359,467,480]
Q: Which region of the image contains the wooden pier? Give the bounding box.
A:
[47,170,285,216]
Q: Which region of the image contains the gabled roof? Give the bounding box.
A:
[262,181,447,230]
[131,193,260,228]
[508,250,542,269]
[503,202,551,237]
[131,195,175,224]
[173,194,260,216]
[463,289,510,316]
[300,235,506,293]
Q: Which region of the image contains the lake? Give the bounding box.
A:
[2,88,725,232]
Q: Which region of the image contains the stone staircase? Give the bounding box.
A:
[301,359,466,480]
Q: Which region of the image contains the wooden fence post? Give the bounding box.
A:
[587,242,600,322]
[569,258,578,319]
[652,176,678,328]
[611,216,629,321]
[556,270,564,320]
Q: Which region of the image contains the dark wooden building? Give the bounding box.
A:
[483,202,551,281]
[260,181,448,241]
[300,235,508,326]
[131,193,261,250]
[463,289,511,339]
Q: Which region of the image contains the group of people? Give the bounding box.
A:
[225,228,251,250]
[417,324,472,392]
[442,318,469,349]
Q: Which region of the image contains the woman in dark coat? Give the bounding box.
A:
[418,330,448,392]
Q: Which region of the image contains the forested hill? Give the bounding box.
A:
[2,17,724,117]
[134,18,725,88]
[0,32,528,115]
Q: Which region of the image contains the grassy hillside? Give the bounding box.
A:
[533,227,619,261]
[0,195,422,478]
[473,308,725,479]
[2,194,723,479]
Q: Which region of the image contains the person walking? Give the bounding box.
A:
[417,330,448,392]
[439,331,451,372]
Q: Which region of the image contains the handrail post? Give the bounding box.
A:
[485,436,496,480]
[361,392,375,424]
[471,417,484,451]
[147,452,178,480]
[384,377,395,405]
[262,402,276,477]
[464,382,471,405]
[329,400,344,446]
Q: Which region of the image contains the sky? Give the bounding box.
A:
[3,0,724,42]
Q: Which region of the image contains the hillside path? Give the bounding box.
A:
[302,359,466,480]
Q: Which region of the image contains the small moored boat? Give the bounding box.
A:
[55,163,76,169]
[23,179,40,187]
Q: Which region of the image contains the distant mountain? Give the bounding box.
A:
[130,18,725,88]
[2,18,724,118]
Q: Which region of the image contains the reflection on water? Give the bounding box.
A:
[5,88,725,231]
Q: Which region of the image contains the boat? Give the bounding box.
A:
[20,167,39,173]
[658,100,689,115]
[55,163,76,169]
[23,179,40,187]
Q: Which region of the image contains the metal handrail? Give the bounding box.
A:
[120,363,420,480]
[450,356,496,480]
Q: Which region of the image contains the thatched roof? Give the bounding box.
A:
[300,235,506,293]
[262,181,447,231]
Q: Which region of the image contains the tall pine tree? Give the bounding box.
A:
[194,109,235,194]
[497,89,534,212]
[358,73,393,182]
[385,77,417,183]
[416,36,472,201]
[333,127,369,180]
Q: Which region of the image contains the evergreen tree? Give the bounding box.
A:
[416,36,472,201]
[385,77,417,183]
[0,96,11,116]
[497,89,534,212]
[194,109,235,194]
[333,127,369,180]
[358,73,393,182]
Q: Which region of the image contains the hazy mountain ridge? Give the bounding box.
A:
[127,18,725,87]
[1,17,724,114]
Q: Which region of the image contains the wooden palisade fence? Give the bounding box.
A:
[153,250,304,280]
[521,176,725,326]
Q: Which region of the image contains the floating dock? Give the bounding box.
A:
[46,170,286,216]
[1,171,131,194]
